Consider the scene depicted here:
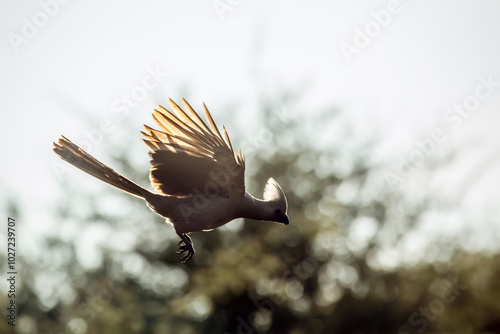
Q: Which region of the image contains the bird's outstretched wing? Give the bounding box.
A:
[142,99,245,198]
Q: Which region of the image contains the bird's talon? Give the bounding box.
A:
[176,234,195,263]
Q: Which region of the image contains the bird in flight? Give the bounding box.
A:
[53,99,289,263]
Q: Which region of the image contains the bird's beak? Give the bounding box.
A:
[277,214,289,225]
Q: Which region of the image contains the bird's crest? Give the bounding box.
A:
[263,178,287,208]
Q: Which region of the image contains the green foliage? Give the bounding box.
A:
[8,97,500,334]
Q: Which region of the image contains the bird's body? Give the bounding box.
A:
[53,99,289,263]
[147,191,238,233]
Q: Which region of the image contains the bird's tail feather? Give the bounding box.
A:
[53,136,148,198]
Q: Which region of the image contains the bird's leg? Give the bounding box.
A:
[176,233,195,263]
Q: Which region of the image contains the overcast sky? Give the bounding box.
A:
[2,0,500,264]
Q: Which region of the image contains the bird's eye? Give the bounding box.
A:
[274,209,281,214]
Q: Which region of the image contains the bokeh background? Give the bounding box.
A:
[2,1,500,333]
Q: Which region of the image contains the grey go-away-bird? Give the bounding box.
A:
[53,99,289,263]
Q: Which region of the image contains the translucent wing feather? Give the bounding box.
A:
[142,99,245,197]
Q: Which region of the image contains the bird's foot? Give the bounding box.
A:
[176,237,195,264]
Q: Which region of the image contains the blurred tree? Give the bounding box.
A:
[5,94,500,334]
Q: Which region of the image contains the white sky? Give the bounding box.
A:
[2,0,500,264]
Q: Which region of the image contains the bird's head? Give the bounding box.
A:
[262,177,289,225]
